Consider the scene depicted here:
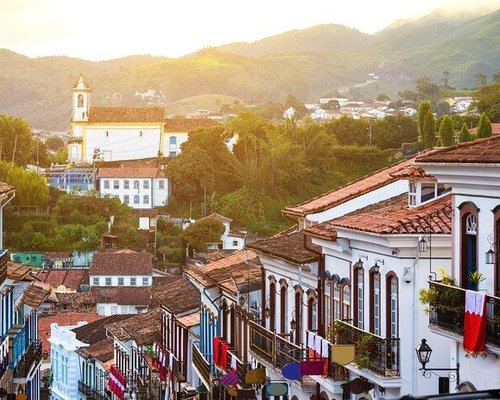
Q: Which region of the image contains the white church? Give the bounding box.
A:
[68,75,223,164]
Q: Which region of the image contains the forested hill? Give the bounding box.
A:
[0,8,498,130]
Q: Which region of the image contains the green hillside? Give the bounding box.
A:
[0,8,498,130]
[166,94,242,116]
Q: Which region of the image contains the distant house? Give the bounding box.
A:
[44,166,95,192]
[188,213,247,251]
[283,107,295,119]
[10,252,45,268]
[37,268,88,293]
[45,252,73,269]
[97,164,169,209]
[136,209,158,230]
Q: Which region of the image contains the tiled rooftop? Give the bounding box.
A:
[97,166,166,179]
[90,252,153,276]
[416,134,500,164]
[91,286,152,306]
[23,282,57,309]
[38,268,88,291]
[77,338,115,363]
[6,262,36,281]
[106,308,162,345]
[72,314,133,345]
[176,311,200,329]
[306,193,452,239]
[283,155,422,218]
[184,250,262,294]
[152,276,200,314]
[88,106,166,123]
[164,117,219,132]
[246,231,320,265]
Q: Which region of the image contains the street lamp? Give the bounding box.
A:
[290,318,297,331]
[415,339,460,384]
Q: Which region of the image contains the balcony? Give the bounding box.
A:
[227,349,246,382]
[78,380,93,396]
[334,320,400,377]
[0,250,7,285]
[192,344,210,384]
[92,389,108,400]
[14,340,42,378]
[427,281,500,349]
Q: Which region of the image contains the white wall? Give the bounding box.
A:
[99,177,169,209]
[96,303,140,316]
[162,132,189,157]
[90,275,152,287]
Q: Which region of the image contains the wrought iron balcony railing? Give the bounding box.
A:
[428,281,500,348]
[14,340,42,378]
[92,388,108,400]
[78,380,93,396]
[192,344,210,384]
[334,320,400,377]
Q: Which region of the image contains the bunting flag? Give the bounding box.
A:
[108,366,126,400]
[463,290,487,354]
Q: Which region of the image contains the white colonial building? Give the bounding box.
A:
[97,165,169,209]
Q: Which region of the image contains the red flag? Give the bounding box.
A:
[463,290,487,354]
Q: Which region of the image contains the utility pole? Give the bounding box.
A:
[11,135,17,165]
[36,140,39,167]
[0,140,3,161]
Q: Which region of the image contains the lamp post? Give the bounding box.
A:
[415,339,460,385]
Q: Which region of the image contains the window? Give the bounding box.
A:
[130,277,137,286]
[93,277,100,286]
[460,202,479,290]
[120,306,128,314]
[111,306,118,315]
[142,277,149,286]
[105,131,109,137]
[97,305,105,315]
[333,284,341,321]
[232,240,238,246]
[134,180,139,189]
[118,277,124,286]
[143,180,149,189]
[280,283,287,334]
[159,180,165,190]
[169,151,177,158]
[139,131,143,137]
[77,94,84,107]
[421,182,436,203]
[387,274,398,340]
[370,269,381,336]
[170,136,177,145]
[354,266,364,329]
[269,280,276,331]
[307,293,317,331]
[104,180,110,189]
[294,290,303,345]
[124,180,130,189]
[113,180,119,189]
[143,195,149,204]
[408,181,417,207]
[123,195,129,204]
[105,277,112,286]
[134,195,140,204]
[342,284,351,320]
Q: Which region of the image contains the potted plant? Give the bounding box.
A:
[469,271,485,291]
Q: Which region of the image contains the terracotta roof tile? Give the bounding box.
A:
[389,166,432,179]
[106,308,162,345]
[470,123,500,135]
[246,231,320,265]
[23,282,57,308]
[283,155,427,218]
[97,166,166,178]
[39,312,104,355]
[77,338,115,363]
[184,251,262,294]
[164,117,219,132]
[305,194,452,238]
[72,314,133,345]
[90,252,153,276]
[416,134,500,164]
[38,268,88,291]
[6,262,36,281]
[152,276,200,314]
[91,286,152,306]
[176,311,200,329]
[88,107,165,123]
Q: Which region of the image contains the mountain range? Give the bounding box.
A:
[0,7,499,130]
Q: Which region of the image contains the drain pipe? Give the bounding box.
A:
[0,190,15,249]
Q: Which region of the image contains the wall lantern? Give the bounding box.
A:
[415,339,460,384]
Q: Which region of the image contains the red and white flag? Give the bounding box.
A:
[463,290,487,354]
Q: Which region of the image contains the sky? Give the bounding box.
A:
[0,0,498,61]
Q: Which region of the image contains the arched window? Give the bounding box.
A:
[221,301,228,341]
[307,291,317,332]
[280,281,288,334]
[77,94,84,107]
[460,203,479,289]
[342,283,350,320]
[353,265,364,329]
[269,280,276,332]
[370,268,381,336]
[294,288,303,345]
[386,273,398,339]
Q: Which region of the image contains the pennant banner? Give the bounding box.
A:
[463,290,487,354]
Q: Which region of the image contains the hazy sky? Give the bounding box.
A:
[0,0,498,61]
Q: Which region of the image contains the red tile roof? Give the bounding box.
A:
[72,314,133,345]
[0,182,15,195]
[184,251,262,294]
[106,308,162,345]
[283,156,421,218]
[306,194,452,239]
[470,123,500,136]
[176,311,200,329]
[6,262,36,281]
[164,117,219,132]
[77,338,115,363]
[88,107,166,123]
[38,268,88,291]
[97,166,166,178]
[246,231,320,265]
[39,313,103,355]
[151,276,200,314]
[90,252,153,276]
[91,286,152,306]
[415,134,500,164]
[23,282,57,308]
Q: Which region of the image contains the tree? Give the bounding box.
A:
[442,71,450,89]
[45,135,65,151]
[418,101,433,139]
[477,112,492,138]
[284,94,308,119]
[0,115,39,166]
[398,90,418,102]
[493,72,500,83]
[376,94,390,102]
[182,217,225,252]
[475,71,487,88]
[422,110,436,149]
[0,161,49,206]
[416,77,441,99]
[458,123,473,143]
[474,82,500,122]
[320,100,340,111]
[438,115,454,147]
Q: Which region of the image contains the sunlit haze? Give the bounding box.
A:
[1,0,498,61]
